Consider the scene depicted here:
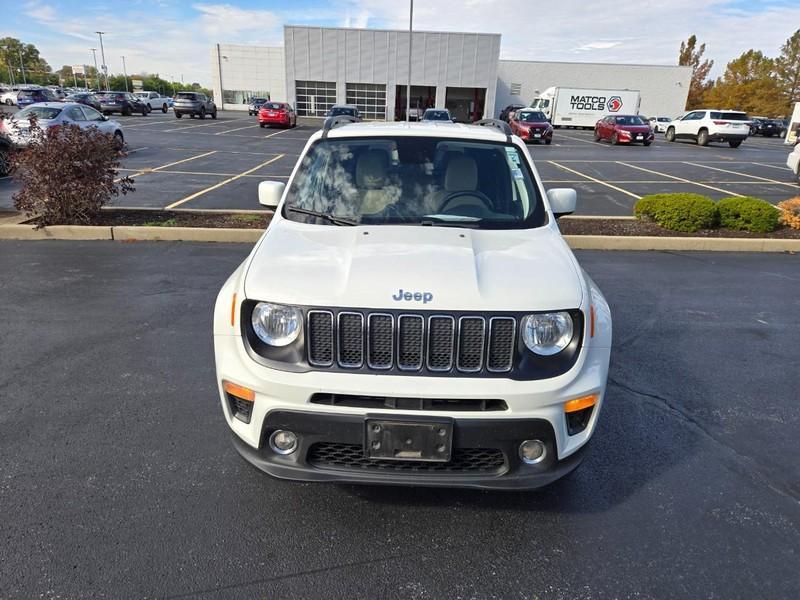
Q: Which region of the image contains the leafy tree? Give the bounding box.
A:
[0,37,53,86]
[704,50,785,116]
[679,35,714,109]
[775,29,800,111]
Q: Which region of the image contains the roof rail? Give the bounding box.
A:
[321,115,360,138]
[474,118,512,142]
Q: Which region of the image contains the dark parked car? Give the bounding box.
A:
[17,88,57,108]
[750,117,780,137]
[248,97,269,116]
[173,92,217,119]
[499,103,526,122]
[98,92,149,116]
[421,109,453,122]
[594,114,654,146]
[63,92,101,111]
[509,109,553,144]
[326,105,361,121]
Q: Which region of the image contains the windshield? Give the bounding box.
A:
[283,136,546,229]
[15,106,62,120]
[251,98,267,103]
[657,117,670,122]
[263,102,284,110]
[710,111,749,121]
[329,107,357,116]
[423,110,451,121]
[518,111,547,123]
[615,116,646,125]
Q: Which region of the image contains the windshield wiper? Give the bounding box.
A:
[285,206,358,226]
[419,214,482,228]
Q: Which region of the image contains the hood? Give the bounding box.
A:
[517,121,549,129]
[244,219,584,312]
[616,124,651,133]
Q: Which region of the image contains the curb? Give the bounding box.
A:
[0,224,797,252]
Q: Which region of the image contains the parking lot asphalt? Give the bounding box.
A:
[1,111,797,216]
[1,241,797,598]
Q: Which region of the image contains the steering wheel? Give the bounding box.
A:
[437,190,494,215]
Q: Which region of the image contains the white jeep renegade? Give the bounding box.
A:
[213,118,612,490]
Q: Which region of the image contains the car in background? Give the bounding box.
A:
[63,92,101,111]
[787,140,800,182]
[776,118,789,138]
[326,104,361,121]
[420,109,453,122]
[1,89,19,106]
[173,92,217,119]
[595,114,654,146]
[665,109,749,147]
[98,91,149,116]
[248,97,269,116]
[499,103,526,122]
[258,101,297,128]
[648,116,671,133]
[135,91,171,113]
[510,109,553,144]
[750,116,780,137]
[17,88,58,108]
[0,102,124,150]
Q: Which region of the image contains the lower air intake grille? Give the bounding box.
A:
[308,443,507,473]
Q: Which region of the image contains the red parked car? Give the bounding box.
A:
[258,102,297,128]
[509,110,553,144]
[594,114,654,146]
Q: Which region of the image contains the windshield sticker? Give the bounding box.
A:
[512,167,524,180]
[505,147,520,165]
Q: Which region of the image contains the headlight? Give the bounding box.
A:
[521,312,574,356]
[251,302,302,346]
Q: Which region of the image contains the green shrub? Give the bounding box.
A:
[717,196,780,233]
[634,193,718,232]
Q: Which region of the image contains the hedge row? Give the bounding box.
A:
[634,193,781,233]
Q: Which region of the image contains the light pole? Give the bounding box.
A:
[169,75,175,96]
[406,0,413,122]
[121,56,128,92]
[18,48,27,85]
[96,31,108,90]
[90,48,99,89]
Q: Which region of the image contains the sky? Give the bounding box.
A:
[3,0,799,86]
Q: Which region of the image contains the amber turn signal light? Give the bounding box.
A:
[222,380,255,402]
[564,394,598,414]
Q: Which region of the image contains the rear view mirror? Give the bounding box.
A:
[258,181,285,208]
[547,188,577,218]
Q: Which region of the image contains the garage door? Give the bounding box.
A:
[295,80,336,117]
[346,83,387,121]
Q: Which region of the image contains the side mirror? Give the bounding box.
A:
[102,115,109,121]
[547,188,577,218]
[258,180,285,208]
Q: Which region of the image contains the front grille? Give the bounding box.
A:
[310,393,508,412]
[307,310,516,374]
[308,443,507,474]
[227,395,253,423]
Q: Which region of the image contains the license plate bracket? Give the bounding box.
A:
[365,419,453,462]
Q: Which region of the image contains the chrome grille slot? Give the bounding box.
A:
[487,317,515,372]
[397,315,424,371]
[427,316,455,371]
[457,317,486,372]
[307,311,334,366]
[337,312,364,368]
[367,313,393,369]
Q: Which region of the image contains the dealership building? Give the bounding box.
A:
[211,25,691,120]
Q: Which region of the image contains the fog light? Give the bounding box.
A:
[269,430,298,455]
[519,440,547,465]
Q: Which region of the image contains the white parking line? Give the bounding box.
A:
[115,150,218,182]
[616,161,742,196]
[163,117,251,133]
[554,133,602,145]
[752,161,792,171]
[683,162,797,188]
[264,128,294,139]
[214,123,259,135]
[548,161,641,199]
[165,154,285,209]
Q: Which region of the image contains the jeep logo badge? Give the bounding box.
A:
[392,289,433,304]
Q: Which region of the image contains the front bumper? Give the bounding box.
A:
[233,410,589,490]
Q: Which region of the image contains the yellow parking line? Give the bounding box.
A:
[616,161,742,196]
[548,161,641,199]
[683,162,797,188]
[116,168,290,178]
[165,154,285,209]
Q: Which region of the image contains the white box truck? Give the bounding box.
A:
[530,87,641,128]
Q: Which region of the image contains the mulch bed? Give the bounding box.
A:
[88,209,272,229]
[559,217,800,239]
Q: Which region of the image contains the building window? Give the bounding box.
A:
[295,80,336,117]
[223,90,270,104]
[510,83,522,96]
[345,83,387,121]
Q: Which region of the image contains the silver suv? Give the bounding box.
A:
[173,92,217,120]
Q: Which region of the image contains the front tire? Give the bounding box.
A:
[175,112,182,119]
[594,129,601,142]
[665,127,676,142]
[729,140,742,148]
[141,107,147,116]
[162,104,168,113]
[611,132,619,145]
[211,109,217,120]
[643,141,651,147]
[697,129,709,146]
[199,108,206,120]
[259,123,265,128]
[545,138,552,145]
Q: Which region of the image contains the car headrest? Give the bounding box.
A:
[445,155,478,192]
[355,149,389,189]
